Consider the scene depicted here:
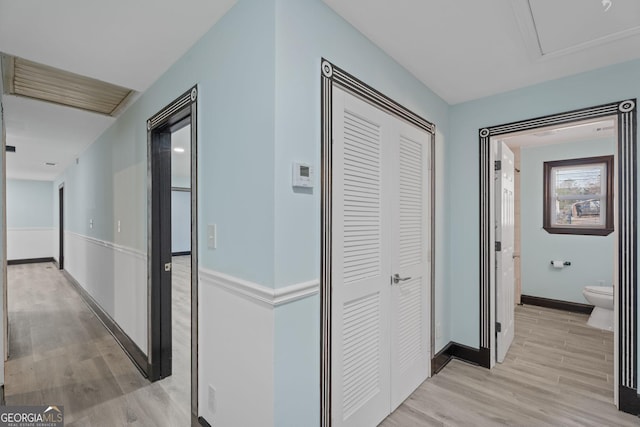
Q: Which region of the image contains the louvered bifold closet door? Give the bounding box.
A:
[389,118,431,410]
[332,87,392,427]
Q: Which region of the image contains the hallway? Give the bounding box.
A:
[5,259,191,426]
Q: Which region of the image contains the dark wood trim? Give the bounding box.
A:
[59,184,64,270]
[149,127,173,382]
[477,347,491,368]
[198,416,212,427]
[431,342,455,375]
[320,59,437,427]
[431,342,491,375]
[147,86,198,413]
[0,385,5,405]
[62,270,149,378]
[480,100,638,405]
[619,385,640,415]
[7,257,54,265]
[320,67,333,427]
[190,97,200,420]
[543,155,614,236]
[521,294,594,314]
[172,251,191,257]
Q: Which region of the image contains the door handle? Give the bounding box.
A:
[392,273,411,284]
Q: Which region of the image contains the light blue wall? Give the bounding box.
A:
[449,59,640,349]
[520,138,615,304]
[6,179,54,228]
[272,0,450,425]
[54,114,144,251]
[55,0,276,284]
[171,190,190,253]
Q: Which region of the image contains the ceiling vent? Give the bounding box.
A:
[1,54,135,116]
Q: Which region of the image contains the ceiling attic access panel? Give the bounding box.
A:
[513,0,640,58]
[1,54,135,116]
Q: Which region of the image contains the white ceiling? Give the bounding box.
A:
[0,0,237,92]
[529,0,640,55]
[3,0,640,181]
[3,95,114,180]
[501,118,616,148]
[322,0,640,104]
[0,0,236,181]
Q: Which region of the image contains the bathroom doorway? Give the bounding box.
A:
[479,100,637,410]
[496,116,617,316]
[487,111,624,409]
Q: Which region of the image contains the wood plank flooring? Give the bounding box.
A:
[8,263,639,426]
[381,304,640,426]
[5,257,191,426]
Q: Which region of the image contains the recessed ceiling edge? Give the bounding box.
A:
[0,53,135,117]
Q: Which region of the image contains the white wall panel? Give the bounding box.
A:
[65,231,147,354]
[199,268,275,427]
[7,228,54,260]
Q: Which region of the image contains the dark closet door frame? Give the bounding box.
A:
[58,184,64,270]
[319,60,437,427]
[146,86,199,419]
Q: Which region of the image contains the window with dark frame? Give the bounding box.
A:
[543,155,614,236]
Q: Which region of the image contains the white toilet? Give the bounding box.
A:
[582,285,614,331]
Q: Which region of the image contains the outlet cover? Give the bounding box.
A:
[208,385,216,413]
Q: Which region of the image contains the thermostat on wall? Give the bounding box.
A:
[292,162,313,188]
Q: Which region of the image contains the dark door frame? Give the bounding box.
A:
[58,184,64,270]
[149,124,173,381]
[477,100,639,414]
[147,86,199,419]
[319,60,436,427]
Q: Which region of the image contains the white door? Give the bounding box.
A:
[390,119,430,410]
[496,141,515,363]
[332,87,392,427]
[332,87,431,426]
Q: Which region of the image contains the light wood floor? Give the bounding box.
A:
[9,264,639,426]
[5,257,191,426]
[381,304,640,426]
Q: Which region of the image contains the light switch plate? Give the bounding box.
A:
[208,224,217,249]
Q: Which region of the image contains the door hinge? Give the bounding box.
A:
[495,160,501,171]
[496,322,502,333]
[495,241,502,251]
